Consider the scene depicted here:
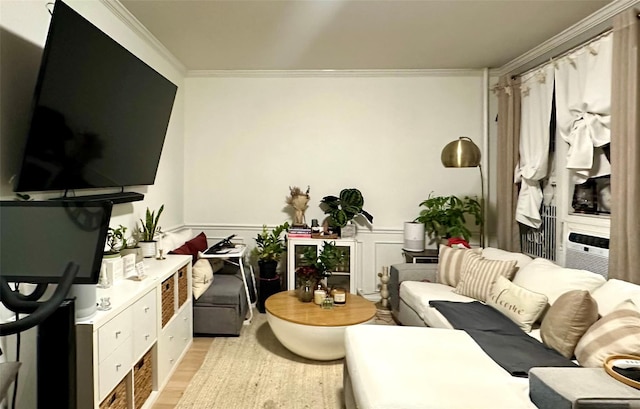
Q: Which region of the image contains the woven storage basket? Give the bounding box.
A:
[177,265,188,307]
[133,350,153,409]
[99,377,128,409]
[161,275,175,327]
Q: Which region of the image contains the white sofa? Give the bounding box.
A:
[344,246,640,409]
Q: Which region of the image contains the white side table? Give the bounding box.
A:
[199,245,256,323]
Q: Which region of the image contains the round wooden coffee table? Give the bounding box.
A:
[265,290,376,360]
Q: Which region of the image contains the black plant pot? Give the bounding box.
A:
[258,260,278,279]
[257,260,280,313]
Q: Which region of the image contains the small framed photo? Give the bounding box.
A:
[134,261,147,280]
[122,254,136,278]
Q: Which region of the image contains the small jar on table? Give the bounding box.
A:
[331,287,347,305]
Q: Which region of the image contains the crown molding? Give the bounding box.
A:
[186,69,484,78]
[101,0,187,75]
[495,0,640,77]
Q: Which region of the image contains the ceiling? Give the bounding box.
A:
[120,0,612,71]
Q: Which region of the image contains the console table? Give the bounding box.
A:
[76,255,192,409]
[403,248,438,264]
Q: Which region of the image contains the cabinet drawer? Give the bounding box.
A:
[158,306,190,376]
[157,324,178,382]
[98,339,132,401]
[174,307,191,355]
[132,290,157,359]
[98,308,133,363]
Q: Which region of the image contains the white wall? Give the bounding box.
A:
[0,1,185,407]
[185,72,485,227]
[184,71,486,292]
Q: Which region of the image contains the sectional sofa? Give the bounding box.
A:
[343,246,640,408]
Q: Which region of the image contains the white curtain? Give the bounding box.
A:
[555,33,613,184]
[515,64,555,228]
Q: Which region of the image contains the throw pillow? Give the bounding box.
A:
[453,252,517,302]
[186,232,208,254]
[437,245,481,287]
[169,243,192,257]
[192,258,214,299]
[512,258,606,305]
[540,290,599,359]
[591,279,640,317]
[169,232,209,264]
[486,275,548,332]
[481,247,533,271]
[575,300,640,367]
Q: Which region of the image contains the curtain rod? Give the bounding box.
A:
[513,28,613,79]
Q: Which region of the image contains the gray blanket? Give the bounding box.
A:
[430,300,577,377]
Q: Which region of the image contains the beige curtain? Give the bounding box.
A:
[609,9,640,284]
[496,75,522,252]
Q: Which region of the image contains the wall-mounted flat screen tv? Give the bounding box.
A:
[0,200,112,284]
[14,0,178,193]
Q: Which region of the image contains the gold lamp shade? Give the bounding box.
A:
[441,137,481,168]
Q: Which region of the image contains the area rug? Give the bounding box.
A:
[176,309,396,409]
[175,312,344,409]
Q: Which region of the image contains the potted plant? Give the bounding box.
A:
[296,241,347,292]
[320,188,373,237]
[118,225,143,263]
[104,226,124,258]
[138,204,164,258]
[253,222,290,279]
[414,193,482,246]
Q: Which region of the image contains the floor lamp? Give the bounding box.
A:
[440,136,485,248]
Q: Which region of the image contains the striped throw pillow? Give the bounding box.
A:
[575,300,640,367]
[437,245,481,287]
[453,252,517,302]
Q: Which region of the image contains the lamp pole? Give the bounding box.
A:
[479,163,485,248]
[440,136,485,248]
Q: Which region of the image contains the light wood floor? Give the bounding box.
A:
[151,337,214,409]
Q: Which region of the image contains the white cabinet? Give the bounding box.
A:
[287,238,357,293]
[76,255,192,409]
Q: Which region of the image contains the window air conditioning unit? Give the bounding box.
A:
[565,230,609,279]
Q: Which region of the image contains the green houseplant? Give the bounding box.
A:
[415,193,482,245]
[296,241,347,286]
[138,204,164,258]
[253,222,290,279]
[104,226,124,257]
[118,225,143,262]
[320,188,373,234]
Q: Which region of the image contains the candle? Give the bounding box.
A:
[314,290,326,305]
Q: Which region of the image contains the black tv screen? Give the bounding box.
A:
[15,0,178,193]
[0,200,112,284]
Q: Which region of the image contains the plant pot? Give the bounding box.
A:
[102,251,121,260]
[120,247,143,263]
[341,222,356,238]
[139,241,157,258]
[258,259,278,279]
